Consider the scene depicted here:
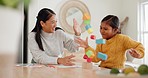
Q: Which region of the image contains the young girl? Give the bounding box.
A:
[28,8,81,66]
[75,15,145,69]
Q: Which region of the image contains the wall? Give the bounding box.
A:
[121,0,144,64]
[28,0,143,64]
[121,0,139,40]
[28,0,122,48]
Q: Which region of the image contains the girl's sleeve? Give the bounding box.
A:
[85,44,101,62]
[123,36,145,58]
[28,33,59,64]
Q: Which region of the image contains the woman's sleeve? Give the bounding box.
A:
[28,33,59,64]
[123,36,145,58]
[60,31,79,52]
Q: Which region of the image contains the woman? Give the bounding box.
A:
[28,8,81,66]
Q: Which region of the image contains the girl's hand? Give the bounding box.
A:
[127,48,141,58]
[73,18,81,36]
[75,37,89,49]
[57,55,75,66]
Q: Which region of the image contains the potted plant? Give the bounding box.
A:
[0,0,30,9]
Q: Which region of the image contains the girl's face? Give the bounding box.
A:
[100,22,118,40]
[41,15,57,33]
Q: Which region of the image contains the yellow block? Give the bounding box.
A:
[87,28,93,34]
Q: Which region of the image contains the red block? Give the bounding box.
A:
[87,58,92,63]
[90,35,96,40]
[83,54,88,59]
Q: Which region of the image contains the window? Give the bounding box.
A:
[139,0,148,65]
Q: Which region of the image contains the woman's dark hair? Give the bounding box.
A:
[31,8,56,51]
[101,15,119,29]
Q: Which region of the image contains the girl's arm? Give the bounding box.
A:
[123,36,145,58]
[75,37,101,62]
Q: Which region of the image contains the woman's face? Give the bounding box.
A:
[41,15,57,33]
[100,22,117,40]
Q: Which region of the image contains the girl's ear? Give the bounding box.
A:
[40,21,45,27]
[113,28,119,34]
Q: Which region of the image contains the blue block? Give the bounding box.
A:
[85,24,91,30]
[97,52,107,60]
[96,39,106,44]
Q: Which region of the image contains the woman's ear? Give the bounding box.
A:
[40,21,45,27]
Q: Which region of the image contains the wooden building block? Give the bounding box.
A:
[83,54,88,59]
[87,28,93,34]
[83,13,91,20]
[90,35,96,40]
[97,52,108,60]
[85,24,91,30]
[82,62,93,69]
[96,39,106,44]
[84,19,90,25]
[86,50,93,57]
[86,58,92,63]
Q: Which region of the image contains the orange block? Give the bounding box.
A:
[90,54,95,58]
[83,13,91,20]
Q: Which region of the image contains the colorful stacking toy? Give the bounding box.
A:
[83,13,93,34]
[82,13,107,64]
[83,50,94,63]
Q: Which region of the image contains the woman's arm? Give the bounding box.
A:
[73,18,81,36]
[62,18,82,52]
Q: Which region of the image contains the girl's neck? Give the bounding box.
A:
[106,34,118,40]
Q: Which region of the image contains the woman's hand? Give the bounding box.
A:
[127,48,141,58]
[57,55,75,66]
[73,18,81,36]
[75,37,89,49]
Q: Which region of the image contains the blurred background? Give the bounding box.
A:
[0,0,31,64]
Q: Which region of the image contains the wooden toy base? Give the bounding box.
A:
[82,62,93,69]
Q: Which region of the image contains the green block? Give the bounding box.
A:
[86,50,93,57]
[84,20,90,25]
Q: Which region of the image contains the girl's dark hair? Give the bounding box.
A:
[31,8,56,51]
[101,15,119,29]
